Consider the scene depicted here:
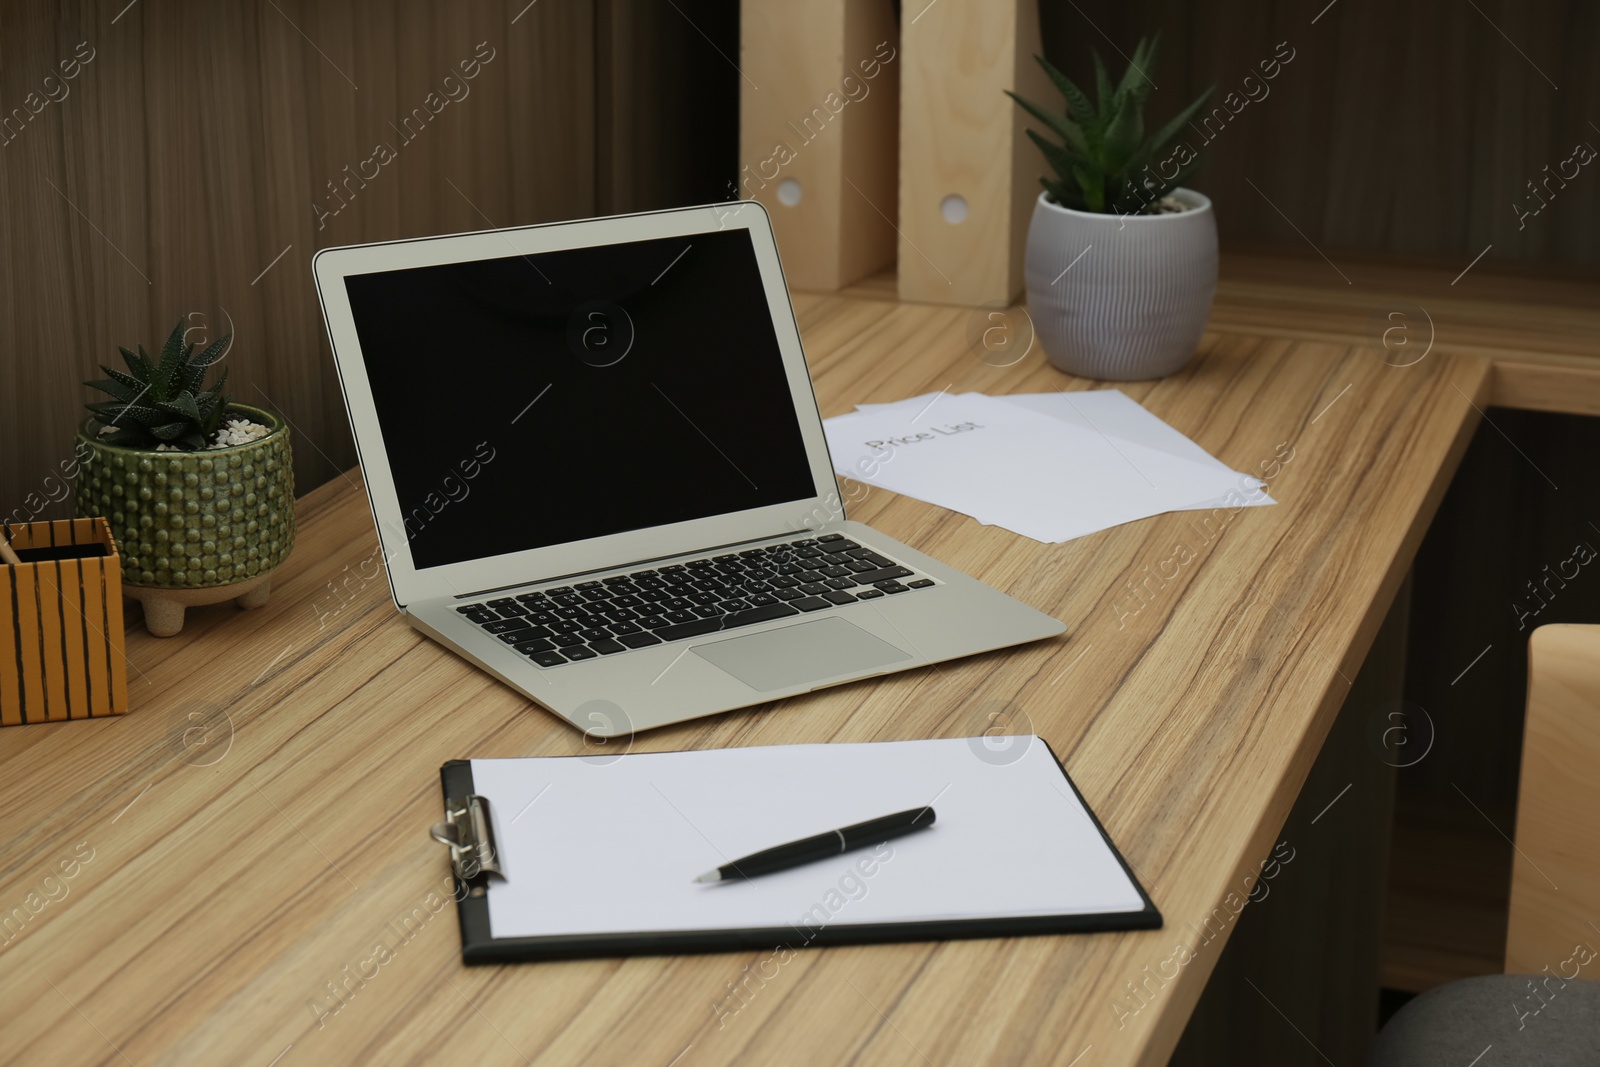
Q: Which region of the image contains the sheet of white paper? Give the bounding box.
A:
[825,392,1251,542]
[473,738,1144,939]
[850,390,1273,518]
[859,390,1274,512]
[1000,390,1228,467]
[995,391,1275,509]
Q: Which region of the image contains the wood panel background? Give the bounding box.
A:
[597,0,740,216]
[0,0,738,531]
[5,0,1596,524]
[1039,0,1600,269]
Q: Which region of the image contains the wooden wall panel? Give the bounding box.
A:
[0,0,598,530]
[6,0,1593,531]
[596,0,740,215]
[1040,0,1600,269]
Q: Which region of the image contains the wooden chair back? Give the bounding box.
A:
[1506,623,1600,973]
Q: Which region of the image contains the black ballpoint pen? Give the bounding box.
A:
[693,807,936,884]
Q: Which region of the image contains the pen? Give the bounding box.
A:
[693,807,936,884]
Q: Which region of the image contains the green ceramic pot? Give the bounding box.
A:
[74,403,295,589]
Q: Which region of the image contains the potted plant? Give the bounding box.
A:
[75,321,295,636]
[1009,37,1216,379]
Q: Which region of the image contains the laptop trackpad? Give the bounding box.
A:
[691,618,910,692]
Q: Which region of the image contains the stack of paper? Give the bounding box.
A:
[823,390,1273,543]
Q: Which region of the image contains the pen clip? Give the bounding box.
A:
[431,794,503,882]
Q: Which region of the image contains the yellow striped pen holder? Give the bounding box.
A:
[1,517,129,724]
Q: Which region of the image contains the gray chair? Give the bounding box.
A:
[1371,625,1600,1065]
[1370,974,1598,1065]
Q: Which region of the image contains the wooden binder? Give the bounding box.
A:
[739,0,900,291]
[898,0,1049,306]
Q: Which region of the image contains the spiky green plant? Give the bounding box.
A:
[85,320,232,450]
[1007,36,1213,215]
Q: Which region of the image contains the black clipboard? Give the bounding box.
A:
[434,739,1161,964]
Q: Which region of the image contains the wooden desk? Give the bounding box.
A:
[0,297,1488,1066]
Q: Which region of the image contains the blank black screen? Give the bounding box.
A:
[344,228,816,571]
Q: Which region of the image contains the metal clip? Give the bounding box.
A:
[431,794,503,881]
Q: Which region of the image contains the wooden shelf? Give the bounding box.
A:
[829,249,1600,412]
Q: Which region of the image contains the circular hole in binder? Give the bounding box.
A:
[776,178,803,207]
[941,194,968,224]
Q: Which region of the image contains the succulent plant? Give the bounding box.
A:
[1008,36,1213,215]
[85,320,231,451]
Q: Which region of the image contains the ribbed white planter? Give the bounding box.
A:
[1024,188,1217,380]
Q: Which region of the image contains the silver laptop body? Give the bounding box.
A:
[313,202,1064,735]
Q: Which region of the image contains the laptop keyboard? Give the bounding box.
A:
[453,533,936,668]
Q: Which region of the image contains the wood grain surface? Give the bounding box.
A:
[1506,623,1600,975]
[0,296,1489,1066]
[1208,251,1600,415]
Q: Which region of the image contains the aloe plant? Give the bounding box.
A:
[1007,36,1213,215]
[85,320,231,450]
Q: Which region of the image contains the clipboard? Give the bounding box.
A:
[433,737,1161,964]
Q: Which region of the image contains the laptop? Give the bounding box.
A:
[312,201,1065,736]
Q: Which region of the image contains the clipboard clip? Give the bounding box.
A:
[431,794,503,881]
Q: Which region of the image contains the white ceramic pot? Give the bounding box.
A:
[1024,188,1217,380]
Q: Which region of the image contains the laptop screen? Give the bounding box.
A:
[343,228,818,571]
